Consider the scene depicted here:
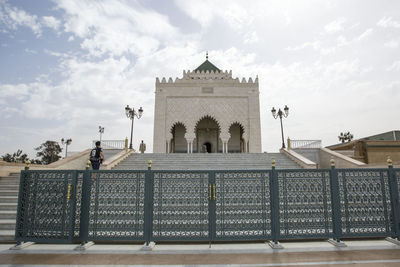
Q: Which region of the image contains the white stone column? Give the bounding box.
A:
[167,140,170,153]
[242,138,247,153]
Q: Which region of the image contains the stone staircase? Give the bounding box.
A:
[113,153,301,170]
[0,172,19,243]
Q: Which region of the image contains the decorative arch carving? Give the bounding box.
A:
[170,121,187,134]
[194,115,221,132]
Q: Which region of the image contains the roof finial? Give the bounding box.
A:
[206,51,208,60]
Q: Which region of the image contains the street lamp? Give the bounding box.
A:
[125,105,143,149]
[61,138,72,158]
[99,126,104,142]
[271,105,289,149]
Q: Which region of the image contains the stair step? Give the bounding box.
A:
[0,211,16,219]
[112,153,300,170]
[0,219,16,230]
[0,197,18,203]
[0,185,20,190]
[0,203,18,211]
[0,190,19,196]
[0,230,15,242]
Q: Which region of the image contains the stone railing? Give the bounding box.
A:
[92,139,127,150]
[280,148,317,169]
[288,139,322,149]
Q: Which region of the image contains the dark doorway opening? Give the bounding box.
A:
[204,142,211,153]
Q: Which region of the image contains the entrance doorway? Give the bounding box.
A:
[203,142,211,153]
[195,116,220,153]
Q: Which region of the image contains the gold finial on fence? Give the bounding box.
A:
[330,157,335,167]
[86,159,91,168]
[147,159,152,169]
[387,156,393,166]
[25,159,30,170]
[271,157,276,168]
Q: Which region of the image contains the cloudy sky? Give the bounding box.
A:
[0,0,399,159]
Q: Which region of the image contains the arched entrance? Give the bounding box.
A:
[228,123,244,153]
[203,142,212,153]
[195,116,220,153]
[170,123,187,153]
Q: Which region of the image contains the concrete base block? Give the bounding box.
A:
[9,242,35,250]
[385,237,400,246]
[141,241,155,251]
[267,241,284,249]
[74,241,95,251]
[328,239,347,247]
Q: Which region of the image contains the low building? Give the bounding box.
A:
[327,130,400,164]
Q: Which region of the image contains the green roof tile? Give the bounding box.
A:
[194,60,220,72]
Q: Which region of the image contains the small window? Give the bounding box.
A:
[202,87,214,93]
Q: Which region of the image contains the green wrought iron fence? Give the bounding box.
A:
[15,165,400,245]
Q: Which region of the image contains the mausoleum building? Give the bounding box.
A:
[153,57,261,153]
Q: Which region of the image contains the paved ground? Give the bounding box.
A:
[0,239,399,266]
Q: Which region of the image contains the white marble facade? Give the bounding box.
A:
[153,59,261,153]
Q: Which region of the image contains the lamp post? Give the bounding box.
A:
[271,105,289,149]
[99,126,104,142]
[125,105,143,149]
[61,138,72,158]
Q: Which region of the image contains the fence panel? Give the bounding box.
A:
[214,171,271,240]
[337,169,393,237]
[277,170,332,239]
[15,170,78,243]
[86,170,146,241]
[397,169,400,198]
[73,171,84,240]
[152,171,210,241]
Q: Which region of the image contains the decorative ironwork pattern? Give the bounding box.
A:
[73,171,84,239]
[215,171,271,239]
[87,171,146,240]
[396,170,400,196]
[277,170,332,239]
[338,169,392,237]
[15,170,76,242]
[152,172,209,240]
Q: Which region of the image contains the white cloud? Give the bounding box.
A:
[0,1,42,36]
[384,40,398,48]
[0,83,29,98]
[357,28,373,41]
[57,0,180,57]
[286,41,321,51]
[337,35,349,46]
[386,61,400,71]
[41,16,61,30]
[324,18,346,33]
[24,48,37,54]
[244,32,259,44]
[377,16,400,28]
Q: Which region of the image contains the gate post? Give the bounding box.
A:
[329,159,343,243]
[79,161,91,245]
[387,158,400,241]
[143,160,154,246]
[269,159,281,247]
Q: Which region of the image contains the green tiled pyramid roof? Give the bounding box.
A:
[194,60,220,72]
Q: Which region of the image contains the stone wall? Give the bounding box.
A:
[153,69,261,153]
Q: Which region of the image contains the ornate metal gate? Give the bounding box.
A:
[15,170,79,243]
[14,165,400,244]
[214,171,271,240]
